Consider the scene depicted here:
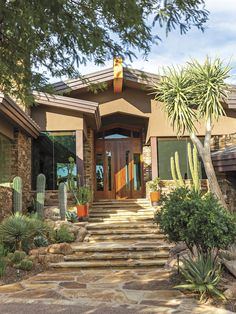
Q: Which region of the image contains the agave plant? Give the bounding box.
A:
[176,253,225,302]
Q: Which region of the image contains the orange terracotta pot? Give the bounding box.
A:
[150,191,161,203]
[76,204,89,218]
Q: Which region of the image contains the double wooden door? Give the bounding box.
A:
[95,138,143,199]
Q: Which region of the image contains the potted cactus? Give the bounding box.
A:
[148,177,161,204]
[73,186,91,218]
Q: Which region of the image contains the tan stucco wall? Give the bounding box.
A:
[74,87,152,117]
[31,106,84,131]
[0,117,14,139]
[147,100,236,140]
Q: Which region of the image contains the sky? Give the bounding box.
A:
[61,0,236,83]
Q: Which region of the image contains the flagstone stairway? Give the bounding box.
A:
[50,199,172,269]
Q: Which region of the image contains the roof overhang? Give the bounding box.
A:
[212,145,236,172]
[0,93,40,138]
[33,91,101,129]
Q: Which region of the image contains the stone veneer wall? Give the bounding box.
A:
[0,187,12,221]
[143,145,152,184]
[11,130,32,211]
[211,132,236,150]
[84,128,95,199]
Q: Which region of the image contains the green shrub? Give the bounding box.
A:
[66,211,78,223]
[7,250,26,265]
[176,254,225,302]
[155,187,236,255]
[53,225,75,243]
[33,235,49,247]
[0,213,51,252]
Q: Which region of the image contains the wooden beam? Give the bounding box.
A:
[151,136,158,179]
[113,57,123,93]
[76,130,84,185]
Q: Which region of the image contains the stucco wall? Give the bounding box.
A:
[31,106,84,131]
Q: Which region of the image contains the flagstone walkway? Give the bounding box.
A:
[0,268,233,313]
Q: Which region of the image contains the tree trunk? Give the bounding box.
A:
[190,130,227,209]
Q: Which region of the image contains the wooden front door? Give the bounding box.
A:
[94,128,143,200]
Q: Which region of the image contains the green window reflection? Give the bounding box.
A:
[0,133,12,184]
[32,131,77,190]
[96,154,104,191]
[134,154,141,191]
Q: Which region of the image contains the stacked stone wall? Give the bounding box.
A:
[0,187,12,221]
[84,129,95,199]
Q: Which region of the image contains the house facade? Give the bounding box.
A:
[0,59,236,216]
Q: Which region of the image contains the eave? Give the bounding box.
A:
[33,91,101,130]
[212,145,236,172]
[0,93,40,138]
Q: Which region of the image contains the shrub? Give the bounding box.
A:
[0,213,51,252]
[65,211,78,223]
[53,225,75,243]
[155,187,236,255]
[33,235,49,247]
[176,254,225,302]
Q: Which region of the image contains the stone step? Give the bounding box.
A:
[91,204,151,209]
[90,208,154,213]
[86,222,156,230]
[88,234,165,242]
[72,242,171,253]
[64,250,169,261]
[92,199,149,204]
[50,258,167,269]
[88,228,161,235]
[88,217,153,223]
[89,213,154,219]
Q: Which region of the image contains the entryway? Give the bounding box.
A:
[94,126,144,200]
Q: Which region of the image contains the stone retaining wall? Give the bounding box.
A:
[0,186,12,221]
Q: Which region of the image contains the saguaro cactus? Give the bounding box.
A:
[36,174,46,218]
[170,151,184,188]
[12,176,22,213]
[187,143,200,192]
[58,182,67,220]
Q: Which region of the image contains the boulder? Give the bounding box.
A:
[29,247,48,256]
[54,221,80,237]
[224,283,236,299]
[38,254,64,264]
[47,243,73,255]
[170,242,187,256]
[223,260,236,278]
[76,227,87,242]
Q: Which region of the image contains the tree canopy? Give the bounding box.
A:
[0,0,208,103]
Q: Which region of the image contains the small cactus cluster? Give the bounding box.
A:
[58,182,67,220]
[170,143,200,192]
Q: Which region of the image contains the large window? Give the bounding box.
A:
[32,131,77,190]
[158,138,206,180]
[0,133,12,184]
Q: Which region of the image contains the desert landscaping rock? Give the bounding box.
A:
[48,243,73,255]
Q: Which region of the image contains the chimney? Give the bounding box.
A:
[113,57,123,93]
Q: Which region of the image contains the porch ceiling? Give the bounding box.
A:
[0,93,40,138]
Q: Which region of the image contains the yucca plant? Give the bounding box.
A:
[176,254,225,302]
[154,57,230,208]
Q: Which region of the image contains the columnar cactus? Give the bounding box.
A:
[170,152,184,187]
[58,182,67,220]
[12,176,22,213]
[36,174,46,218]
[187,143,200,192]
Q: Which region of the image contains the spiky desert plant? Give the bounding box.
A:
[170,152,184,187]
[12,176,22,213]
[36,174,46,218]
[188,143,200,192]
[176,254,225,302]
[155,58,230,207]
[58,182,67,220]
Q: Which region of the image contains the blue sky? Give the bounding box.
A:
[50,0,236,83]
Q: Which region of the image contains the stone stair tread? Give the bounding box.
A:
[50,258,167,268]
[72,241,172,252]
[87,222,156,228]
[88,234,165,242]
[64,251,169,261]
[88,218,153,223]
[88,229,161,235]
